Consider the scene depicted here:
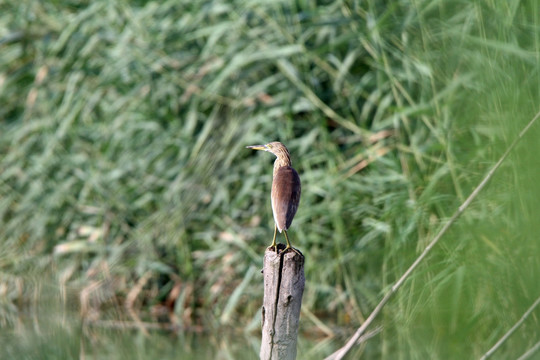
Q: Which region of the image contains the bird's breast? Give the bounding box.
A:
[270,166,301,232]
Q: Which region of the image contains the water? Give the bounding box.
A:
[0,296,341,359]
[1,313,260,359]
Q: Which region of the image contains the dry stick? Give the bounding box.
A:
[325,111,540,360]
[517,338,540,360]
[480,294,540,360]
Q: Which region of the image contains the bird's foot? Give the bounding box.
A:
[267,242,281,253]
[267,243,303,257]
[280,246,303,257]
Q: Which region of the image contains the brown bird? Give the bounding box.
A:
[247,141,301,252]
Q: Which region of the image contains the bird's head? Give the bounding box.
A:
[246,142,289,157]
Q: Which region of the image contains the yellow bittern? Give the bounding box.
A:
[247,141,301,252]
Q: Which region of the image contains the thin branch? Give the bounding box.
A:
[325,111,540,360]
[516,339,540,360]
[356,326,382,344]
[480,294,540,360]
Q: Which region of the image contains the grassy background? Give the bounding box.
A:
[1,0,540,358]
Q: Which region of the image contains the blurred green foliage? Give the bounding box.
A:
[1,0,540,358]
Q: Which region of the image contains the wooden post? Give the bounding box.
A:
[260,244,305,360]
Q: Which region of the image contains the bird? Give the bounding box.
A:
[247,141,301,252]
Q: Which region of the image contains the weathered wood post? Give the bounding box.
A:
[260,244,305,360]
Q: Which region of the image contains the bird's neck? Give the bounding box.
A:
[273,154,292,177]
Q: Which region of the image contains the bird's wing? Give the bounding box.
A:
[271,166,301,232]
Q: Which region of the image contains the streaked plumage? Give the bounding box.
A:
[247,141,301,251]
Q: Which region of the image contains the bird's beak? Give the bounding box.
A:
[246,144,267,151]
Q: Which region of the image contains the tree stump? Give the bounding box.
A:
[260,244,305,360]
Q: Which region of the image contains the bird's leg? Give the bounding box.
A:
[271,224,278,252]
[282,230,302,256]
[283,230,292,249]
